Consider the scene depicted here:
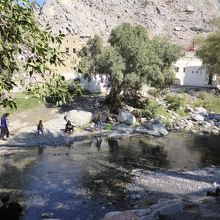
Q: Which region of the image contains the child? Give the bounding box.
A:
[37,120,43,135]
[64,120,74,135]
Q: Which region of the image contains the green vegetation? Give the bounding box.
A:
[105,124,113,130]
[196,17,220,77]
[79,23,182,107]
[193,91,220,113]
[28,76,82,105]
[0,92,43,114]
[141,99,170,119]
[148,88,159,97]
[0,0,69,107]
[165,95,186,111]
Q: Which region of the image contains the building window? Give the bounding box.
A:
[66,48,69,53]
[183,67,186,72]
[192,71,194,73]
[73,48,76,53]
[175,67,179,72]
[196,71,198,73]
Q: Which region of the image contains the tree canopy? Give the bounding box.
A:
[0,0,68,106]
[79,23,182,106]
[196,17,220,76]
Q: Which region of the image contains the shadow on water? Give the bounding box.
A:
[0,133,219,219]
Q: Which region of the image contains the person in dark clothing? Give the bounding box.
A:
[0,194,23,220]
[93,113,102,131]
[36,120,44,135]
[65,120,74,135]
[0,113,9,139]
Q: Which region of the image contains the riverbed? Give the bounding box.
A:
[0,133,219,220]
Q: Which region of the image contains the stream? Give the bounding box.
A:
[0,133,220,220]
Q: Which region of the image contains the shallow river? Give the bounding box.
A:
[0,133,220,220]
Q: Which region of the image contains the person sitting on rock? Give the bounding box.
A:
[0,194,23,220]
[65,120,74,135]
[36,120,44,135]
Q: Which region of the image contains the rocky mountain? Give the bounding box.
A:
[38,0,220,46]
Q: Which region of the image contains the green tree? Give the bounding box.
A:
[0,0,69,106]
[196,18,220,81]
[79,23,182,107]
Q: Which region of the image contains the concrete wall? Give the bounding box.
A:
[61,72,109,94]
[174,53,209,87]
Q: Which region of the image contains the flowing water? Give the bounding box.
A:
[0,133,220,220]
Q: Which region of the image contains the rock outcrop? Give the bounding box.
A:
[65,110,92,127]
[38,0,220,46]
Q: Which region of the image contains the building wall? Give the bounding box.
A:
[55,35,90,74]
[174,53,209,87]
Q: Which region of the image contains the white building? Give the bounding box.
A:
[61,72,109,93]
[174,52,209,87]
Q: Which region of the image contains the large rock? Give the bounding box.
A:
[195,107,208,116]
[113,124,133,133]
[135,127,165,137]
[117,109,136,125]
[152,200,183,218]
[207,113,220,122]
[191,113,205,122]
[103,210,140,220]
[65,110,92,127]
[142,119,168,136]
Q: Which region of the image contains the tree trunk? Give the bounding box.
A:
[105,86,122,113]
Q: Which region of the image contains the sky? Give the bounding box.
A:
[36,0,44,6]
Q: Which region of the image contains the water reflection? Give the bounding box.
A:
[0,133,219,219]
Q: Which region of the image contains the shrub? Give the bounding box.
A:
[165,95,186,111]
[194,92,220,113]
[105,124,113,130]
[141,99,169,119]
[141,99,160,118]
[148,88,159,97]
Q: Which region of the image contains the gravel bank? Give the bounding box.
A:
[127,167,220,199]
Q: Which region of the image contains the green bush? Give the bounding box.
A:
[194,92,220,113]
[105,124,113,130]
[165,95,186,111]
[196,91,211,100]
[148,88,158,97]
[141,99,159,118]
[141,99,169,119]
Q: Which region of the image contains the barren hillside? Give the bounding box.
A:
[38,0,220,45]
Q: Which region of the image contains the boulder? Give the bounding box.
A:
[185,106,194,113]
[208,113,220,122]
[117,109,136,125]
[103,210,140,220]
[113,124,133,133]
[134,208,151,217]
[143,119,168,136]
[152,201,183,218]
[185,5,195,13]
[136,126,168,137]
[65,110,92,127]
[191,113,204,122]
[174,27,181,31]
[195,107,208,116]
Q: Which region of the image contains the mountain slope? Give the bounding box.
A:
[38,0,220,45]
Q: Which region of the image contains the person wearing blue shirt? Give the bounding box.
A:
[1,113,9,140]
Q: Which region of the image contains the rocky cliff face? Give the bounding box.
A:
[38,0,220,45]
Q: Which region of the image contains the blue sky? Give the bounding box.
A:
[36,0,44,6]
